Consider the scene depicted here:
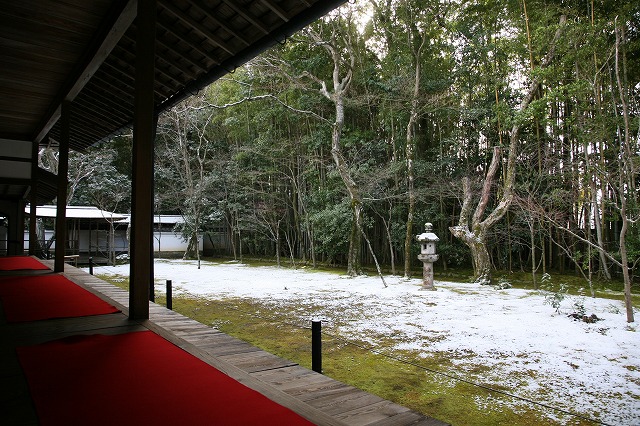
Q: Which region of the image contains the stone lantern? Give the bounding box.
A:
[416,222,439,290]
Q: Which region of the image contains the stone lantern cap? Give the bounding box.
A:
[416,222,439,242]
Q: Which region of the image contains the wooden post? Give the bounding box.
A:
[3,201,21,256]
[312,320,322,374]
[29,141,38,256]
[54,101,70,273]
[129,0,156,320]
[89,257,94,275]
[166,280,172,310]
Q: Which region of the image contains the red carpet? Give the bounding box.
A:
[17,331,315,426]
[0,256,49,271]
[0,274,119,322]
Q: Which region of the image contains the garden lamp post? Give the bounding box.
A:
[416,222,439,291]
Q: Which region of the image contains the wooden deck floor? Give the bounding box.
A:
[1,263,447,425]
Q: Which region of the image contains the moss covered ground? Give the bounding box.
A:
[98,262,628,425]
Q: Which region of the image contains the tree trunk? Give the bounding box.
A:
[614,19,635,323]
[383,205,396,275]
[326,61,362,276]
[306,14,381,278]
[449,147,501,284]
[403,31,425,279]
[109,222,116,266]
[183,231,200,262]
[529,219,537,289]
[346,201,362,276]
[450,225,492,285]
[35,218,46,257]
[592,177,611,280]
[275,223,281,267]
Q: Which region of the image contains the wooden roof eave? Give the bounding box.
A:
[60,0,348,148]
[33,0,137,144]
[157,1,347,120]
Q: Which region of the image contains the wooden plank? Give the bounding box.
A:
[7,323,147,348]
[253,365,335,391]
[336,400,413,426]
[150,317,201,327]
[309,389,386,416]
[62,276,130,314]
[219,351,298,373]
[175,328,222,338]
[253,366,316,381]
[369,411,447,426]
[301,385,363,406]
[198,339,262,357]
[160,1,236,55]
[1,0,109,30]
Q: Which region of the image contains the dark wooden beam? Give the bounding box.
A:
[158,0,348,113]
[219,0,269,34]
[259,0,291,22]
[33,0,138,143]
[102,53,172,100]
[124,32,201,80]
[160,1,236,56]
[155,20,220,68]
[129,0,157,321]
[54,101,70,273]
[75,88,131,124]
[155,43,201,80]
[0,156,32,163]
[91,73,137,106]
[114,38,183,91]
[29,141,38,256]
[0,177,35,186]
[187,0,250,46]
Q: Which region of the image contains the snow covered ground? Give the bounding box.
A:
[95,259,640,425]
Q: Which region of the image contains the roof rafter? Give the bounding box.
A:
[34,0,137,143]
[160,1,236,56]
[155,20,221,68]
[188,1,251,46]
[219,0,269,34]
[259,0,291,22]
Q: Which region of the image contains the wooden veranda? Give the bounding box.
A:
[0,261,447,425]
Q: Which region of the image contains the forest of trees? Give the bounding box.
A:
[47,0,638,319]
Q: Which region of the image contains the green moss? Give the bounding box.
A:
[96,272,611,425]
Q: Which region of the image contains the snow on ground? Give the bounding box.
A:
[95,259,640,425]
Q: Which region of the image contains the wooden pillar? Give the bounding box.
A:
[5,201,24,256]
[29,141,38,256]
[18,202,25,254]
[54,101,70,273]
[129,0,156,320]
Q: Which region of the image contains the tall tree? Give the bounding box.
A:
[156,93,223,265]
[450,4,567,284]
[73,147,131,264]
[613,16,638,323]
[304,13,363,276]
[369,0,453,278]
